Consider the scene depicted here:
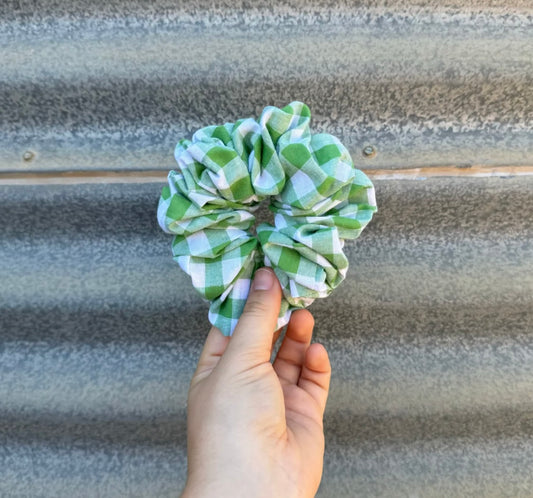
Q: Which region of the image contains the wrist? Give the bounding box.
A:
[181,480,239,498]
[181,477,296,498]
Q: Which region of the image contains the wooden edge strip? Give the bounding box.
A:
[0,165,532,185]
[369,165,533,180]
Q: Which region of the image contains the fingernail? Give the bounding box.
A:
[253,268,274,290]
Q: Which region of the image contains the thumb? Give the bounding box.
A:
[220,267,282,369]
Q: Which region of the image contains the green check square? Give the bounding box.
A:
[277,246,301,274]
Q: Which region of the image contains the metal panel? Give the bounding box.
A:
[1,1,533,497]
[2,178,533,497]
[1,1,532,171]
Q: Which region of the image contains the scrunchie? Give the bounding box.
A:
[157,101,377,336]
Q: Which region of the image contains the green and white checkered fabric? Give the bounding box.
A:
[158,101,377,336]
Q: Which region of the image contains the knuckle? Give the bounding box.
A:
[242,297,272,318]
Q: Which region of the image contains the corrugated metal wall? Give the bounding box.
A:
[1,1,532,497]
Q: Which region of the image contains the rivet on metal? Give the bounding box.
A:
[363,145,377,158]
[22,150,35,162]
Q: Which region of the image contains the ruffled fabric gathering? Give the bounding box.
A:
[158,101,377,336]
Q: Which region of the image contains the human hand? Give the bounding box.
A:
[181,267,331,498]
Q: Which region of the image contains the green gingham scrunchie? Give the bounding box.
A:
[157,101,377,336]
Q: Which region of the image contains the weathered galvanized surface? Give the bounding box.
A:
[1,1,532,171]
[1,177,533,497]
[2,1,533,497]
